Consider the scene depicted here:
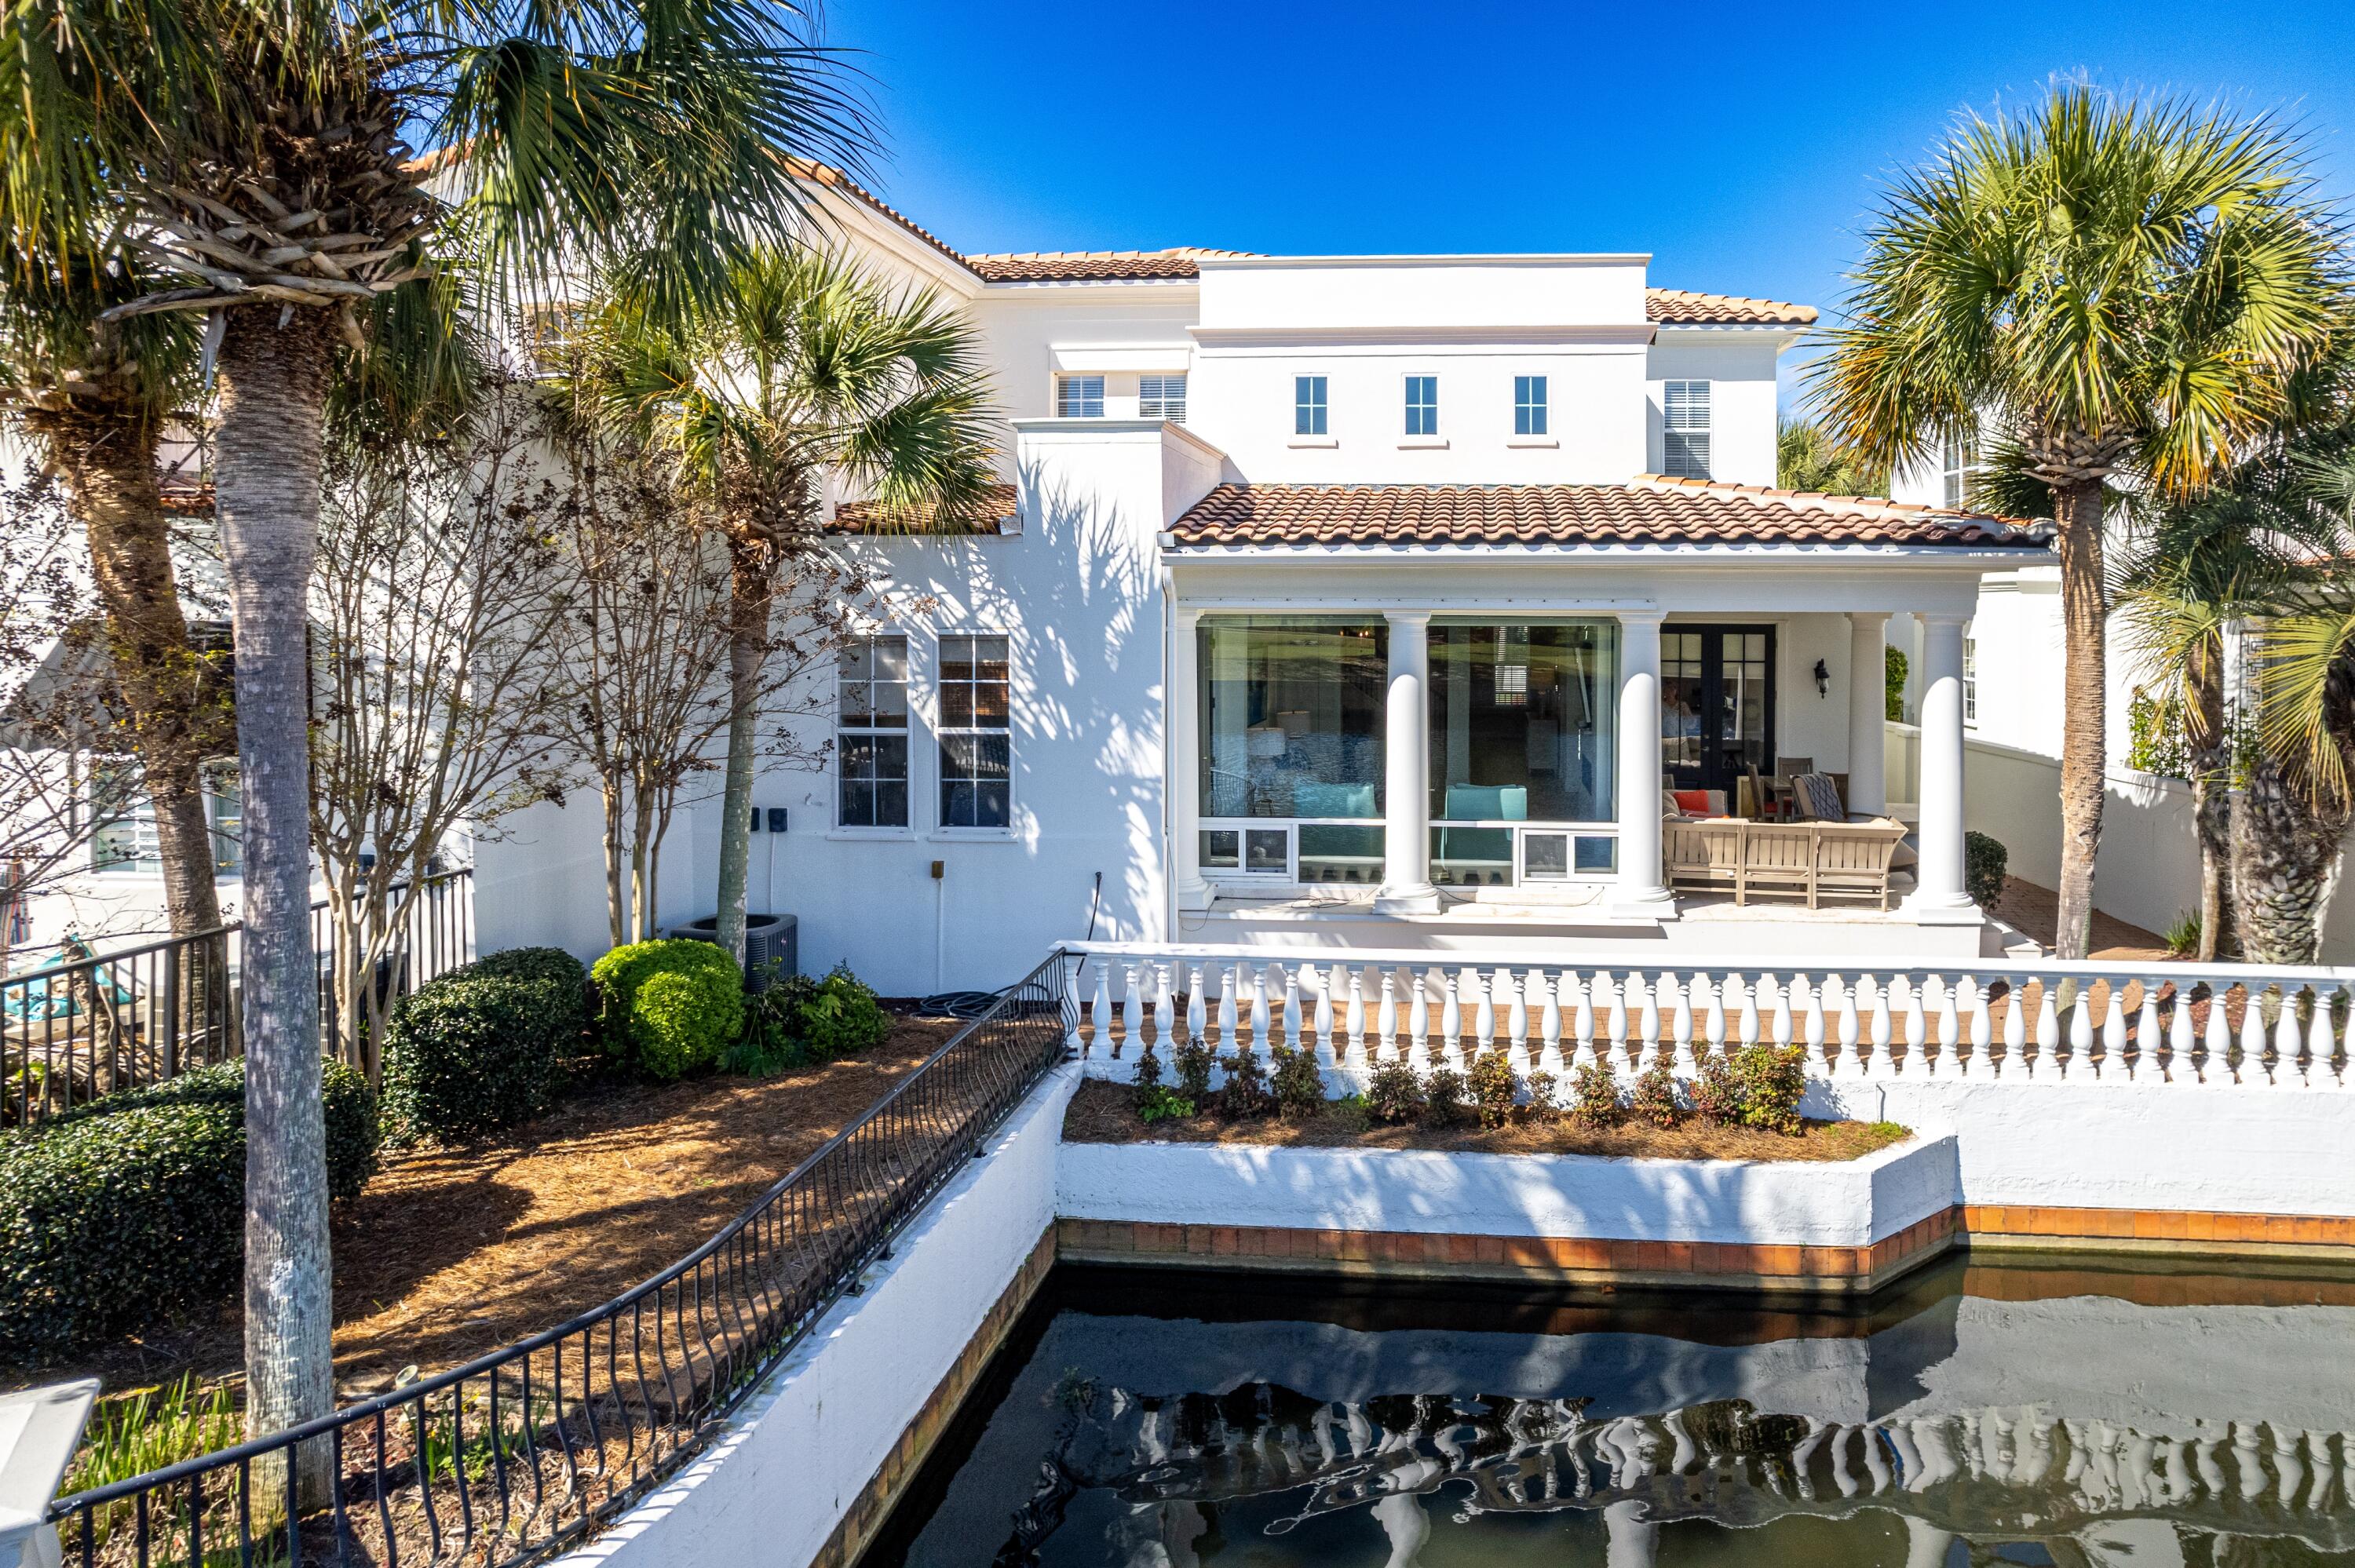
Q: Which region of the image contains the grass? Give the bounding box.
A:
[2163,910,2203,957]
[65,1375,242,1500]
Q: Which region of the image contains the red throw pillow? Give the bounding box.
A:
[1672,789,1711,815]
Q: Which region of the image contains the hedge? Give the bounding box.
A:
[1964,830,2009,911]
[590,939,743,1081]
[0,1058,378,1356]
[381,946,587,1144]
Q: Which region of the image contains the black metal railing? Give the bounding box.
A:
[1,868,474,1125]
[48,951,1070,1568]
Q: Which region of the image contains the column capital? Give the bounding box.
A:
[1918,611,1972,630]
[1382,609,1433,627]
[1172,603,1203,629]
[1616,608,1667,628]
[1847,610,1891,627]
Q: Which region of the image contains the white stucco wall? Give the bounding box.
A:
[1646,332,1783,488]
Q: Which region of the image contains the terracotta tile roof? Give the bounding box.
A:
[831,483,1019,534]
[1645,288,1817,326]
[963,248,1259,283]
[1168,476,2047,549]
[784,159,973,272]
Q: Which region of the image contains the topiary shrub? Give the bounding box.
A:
[380,946,586,1143]
[590,939,744,1081]
[1467,1051,1517,1129]
[1732,1044,1808,1136]
[1364,1061,1425,1125]
[1270,1045,1325,1119]
[1964,831,2008,912]
[1568,1060,1625,1128]
[0,1059,377,1355]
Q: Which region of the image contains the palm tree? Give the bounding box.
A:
[1813,84,2349,960]
[0,0,871,1462]
[0,252,228,946]
[1775,416,1887,497]
[569,246,999,966]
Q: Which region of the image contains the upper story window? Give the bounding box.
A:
[1294,375,1327,436]
[1055,374,1104,418]
[91,761,242,875]
[938,634,1012,830]
[1942,432,1980,509]
[1404,375,1439,437]
[1514,375,1549,436]
[837,634,910,830]
[1663,380,1711,478]
[1139,374,1187,424]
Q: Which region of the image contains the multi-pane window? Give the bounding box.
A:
[1962,632,1978,726]
[1941,432,1979,509]
[836,635,910,829]
[1294,375,1328,436]
[1663,380,1711,477]
[1404,375,1439,437]
[1055,374,1104,418]
[1514,375,1549,436]
[90,762,242,873]
[1139,374,1187,424]
[938,635,1011,830]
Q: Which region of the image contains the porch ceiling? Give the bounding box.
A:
[1168,477,2050,551]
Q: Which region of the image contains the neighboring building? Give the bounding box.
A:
[474,177,2055,991]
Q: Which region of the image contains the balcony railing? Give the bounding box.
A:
[1058,942,2355,1088]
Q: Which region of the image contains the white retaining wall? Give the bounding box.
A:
[554,1063,1079,1568]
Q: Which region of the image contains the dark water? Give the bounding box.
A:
[864,1257,2355,1567]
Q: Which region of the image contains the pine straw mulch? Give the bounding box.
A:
[4,1010,966,1401]
[1061,1075,1910,1163]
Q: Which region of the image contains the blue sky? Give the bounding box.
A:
[827,0,2355,409]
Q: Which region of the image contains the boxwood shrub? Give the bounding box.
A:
[0,1059,378,1356]
[381,946,587,1144]
[1964,830,2009,912]
[590,939,743,1081]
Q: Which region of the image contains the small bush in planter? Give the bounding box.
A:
[1422,1066,1469,1129]
[1220,1048,1272,1117]
[1270,1045,1325,1118]
[591,939,744,1081]
[1689,1051,1745,1126]
[1134,1085,1195,1123]
[1172,1041,1217,1103]
[1630,1057,1682,1129]
[381,946,586,1143]
[0,1059,377,1355]
[790,967,893,1061]
[1732,1044,1808,1136]
[1964,831,2008,912]
[1467,1051,1517,1129]
[1364,1061,1425,1124]
[1521,1070,1560,1122]
[1568,1060,1625,1129]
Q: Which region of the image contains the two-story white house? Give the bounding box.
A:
[473,174,2052,993]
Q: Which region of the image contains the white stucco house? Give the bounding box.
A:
[472,177,2057,993]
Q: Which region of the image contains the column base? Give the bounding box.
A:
[1607,884,1679,922]
[1176,876,1213,914]
[1372,882,1442,915]
[1899,893,1982,926]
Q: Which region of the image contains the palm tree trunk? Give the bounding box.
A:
[2052,478,2109,961]
[713,542,767,969]
[2185,637,2234,960]
[2229,756,2349,964]
[213,308,335,1502]
[50,410,228,939]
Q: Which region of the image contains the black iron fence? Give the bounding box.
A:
[47,951,1070,1568]
[1,868,474,1125]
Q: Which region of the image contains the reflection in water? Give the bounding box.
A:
[871,1262,2355,1567]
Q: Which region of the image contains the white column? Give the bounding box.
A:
[1905,611,1976,921]
[1375,611,1440,913]
[1846,612,1889,819]
[1612,610,1675,918]
[1170,605,1209,913]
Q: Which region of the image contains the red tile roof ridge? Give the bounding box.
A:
[1644,287,1818,326]
[1628,472,2032,527]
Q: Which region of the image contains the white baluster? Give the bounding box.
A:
[1570,972,1597,1070]
[1282,965,1303,1053]
[1765,971,1792,1047]
[1602,971,1628,1067]
[2321,986,2350,1089]
[1313,965,1338,1074]
[1922,974,1951,1075]
[1670,973,1696,1074]
[1185,964,1207,1045]
[1833,973,1861,1078]
[1216,964,1239,1052]
[1734,972,1759,1048]
[2274,986,2304,1085]
[2098,980,2127,1078]
[2066,980,2093,1078]
[2207,982,2236,1081]
[1866,975,1893,1078]
[2134,978,2161,1083]
[1503,968,1529,1070]
[1538,971,1565,1078]
[1376,969,1399,1065]
[2002,981,2026,1076]
[1345,967,1367,1065]
[1796,975,1825,1074]
[1472,968,1497,1059]
[1893,974,1920,1074]
[1250,965,1272,1063]
[1634,972,1659,1067]
[1090,961,1112,1056]
[1703,972,1728,1059]
[1121,963,1144,1057]
[1407,969,1431,1071]
[2034,979,2058,1077]
[2170,979,2197,1085]
[1441,971,1463,1067]
[1153,964,1175,1051]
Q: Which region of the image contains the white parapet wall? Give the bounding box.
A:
[1057,1134,1959,1250]
[553,1063,1081,1568]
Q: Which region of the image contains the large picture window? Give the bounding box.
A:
[938,634,1011,830]
[1427,622,1618,885]
[1199,618,1386,884]
[836,634,909,829]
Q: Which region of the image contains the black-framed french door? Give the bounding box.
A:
[1661,625,1776,796]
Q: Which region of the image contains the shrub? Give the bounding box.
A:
[1522,1070,1560,1122]
[1422,1067,1468,1129]
[1221,1048,1272,1117]
[2163,909,2201,958]
[1963,831,2008,912]
[1568,1061,1625,1128]
[1135,1085,1194,1124]
[1732,1044,1808,1136]
[1884,646,1909,722]
[1270,1045,1326,1118]
[1173,1041,1217,1103]
[0,1059,378,1355]
[1689,1052,1745,1126]
[590,939,744,1081]
[1630,1058,1682,1129]
[381,946,586,1143]
[1364,1061,1425,1125]
[792,967,893,1061]
[1467,1051,1517,1129]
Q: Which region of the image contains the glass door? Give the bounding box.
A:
[1662,625,1775,797]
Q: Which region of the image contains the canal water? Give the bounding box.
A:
[865,1256,2355,1566]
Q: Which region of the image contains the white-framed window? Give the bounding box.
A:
[1294,375,1327,436]
[937,634,1011,830]
[1962,629,1978,726]
[1055,374,1104,418]
[1514,375,1548,436]
[1139,374,1187,424]
[836,634,910,830]
[1663,381,1711,477]
[1941,432,1980,509]
[1404,374,1439,437]
[90,761,242,875]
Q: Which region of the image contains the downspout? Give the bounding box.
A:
[1159,554,1177,943]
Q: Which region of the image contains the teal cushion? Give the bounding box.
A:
[1443,784,1528,821]
[1293,781,1377,818]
